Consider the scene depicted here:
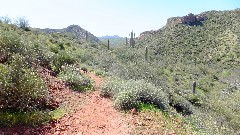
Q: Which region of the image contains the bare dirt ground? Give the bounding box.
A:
[0,68,132,135]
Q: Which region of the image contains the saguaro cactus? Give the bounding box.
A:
[125,37,128,45]
[145,46,148,62]
[107,39,110,50]
[193,81,196,94]
[85,31,88,41]
[129,31,135,48]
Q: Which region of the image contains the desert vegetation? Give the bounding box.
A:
[0,9,240,134]
[0,17,95,127]
[96,9,240,134]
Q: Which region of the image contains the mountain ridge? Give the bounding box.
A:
[33,24,100,43]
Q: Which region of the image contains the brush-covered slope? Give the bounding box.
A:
[133,9,240,134]
[0,19,101,126]
[138,9,240,67]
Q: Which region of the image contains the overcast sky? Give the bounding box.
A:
[0,0,239,37]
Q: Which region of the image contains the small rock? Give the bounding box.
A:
[98,124,106,129]
[145,116,152,120]
[23,130,31,135]
[131,108,138,115]
[137,122,144,126]
[168,131,176,135]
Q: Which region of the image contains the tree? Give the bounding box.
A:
[15,17,30,31]
[0,16,12,24]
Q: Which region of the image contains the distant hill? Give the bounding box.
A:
[34,25,100,43]
[98,35,121,39]
[98,35,127,46]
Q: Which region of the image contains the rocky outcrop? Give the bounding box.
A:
[139,30,159,39]
[167,13,207,26]
[140,13,207,39]
[167,17,182,26]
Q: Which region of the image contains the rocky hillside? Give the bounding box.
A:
[34,25,100,43]
[138,9,240,67]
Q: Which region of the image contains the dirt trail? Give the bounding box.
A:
[0,69,132,135]
[42,72,131,135]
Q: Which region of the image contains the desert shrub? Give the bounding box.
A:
[0,107,65,127]
[184,93,205,107]
[95,50,117,72]
[48,43,59,53]
[58,65,93,91]
[32,43,54,68]
[0,54,50,112]
[114,90,140,109]
[51,51,76,74]
[205,90,240,132]
[187,108,237,135]
[99,77,123,98]
[169,94,194,115]
[94,69,108,77]
[100,77,170,111]
[138,103,158,111]
[0,30,26,61]
[77,48,95,64]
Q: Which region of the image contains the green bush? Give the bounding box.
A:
[206,90,240,132]
[77,49,95,64]
[185,94,204,107]
[32,43,54,68]
[114,90,139,109]
[169,94,194,115]
[94,69,107,77]
[0,108,65,127]
[49,43,59,53]
[51,51,76,74]
[100,78,170,111]
[58,65,93,91]
[0,30,26,61]
[99,77,123,98]
[138,103,158,111]
[0,54,50,112]
[0,110,51,127]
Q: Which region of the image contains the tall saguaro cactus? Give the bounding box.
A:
[193,81,196,94]
[107,39,110,50]
[85,31,88,41]
[145,46,148,62]
[125,37,128,45]
[129,31,135,48]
